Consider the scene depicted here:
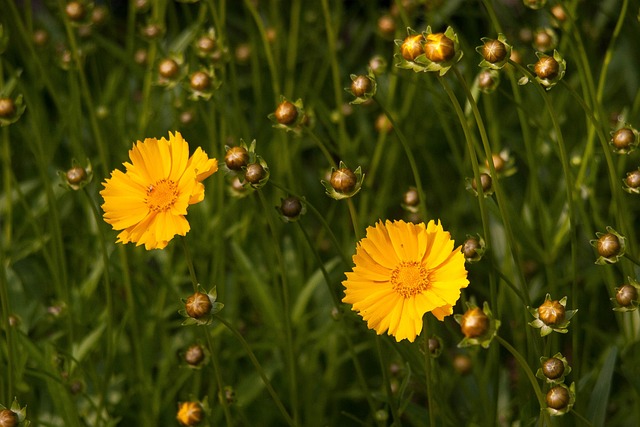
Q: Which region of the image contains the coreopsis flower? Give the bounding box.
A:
[100,132,218,250]
[395,26,463,76]
[176,401,203,426]
[528,294,577,336]
[342,219,469,342]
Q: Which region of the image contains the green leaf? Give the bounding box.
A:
[586,346,618,427]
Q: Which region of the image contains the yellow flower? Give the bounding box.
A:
[342,219,468,342]
[100,131,217,250]
[176,401,203,426]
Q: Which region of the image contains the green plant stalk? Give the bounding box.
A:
[257,190,300,425]
[495,335,550,425]
[243,0,281,99]
[295,222,385,427]
[214,314,297,427]
[0,251,15,400]
[181,236,199,292]
[82,188,114,427]
[204,328,234,426]
[423,323,436,427]
[375,336,401,426]
[305,127,338,169]
[284,0,301,98]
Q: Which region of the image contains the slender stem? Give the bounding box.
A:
[375,336,401,426]
[214,314,297,427]
[181,237,199,292]
[204,329,234,426]
[423,323,436,427]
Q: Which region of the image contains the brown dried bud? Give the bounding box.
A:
[452,354,472,375]
[245,163,266,184]
[427,337,440,354]
[377,15,396,37]
[546,385,570,410]
[537,299,565,326]
[462,237,480,259]
[625,170,640,188]
[478,70,497,91]
[176,401,203,426]
[330,168,357,193]
[225,146,249,171]
[65,1,86,21]
[542,357,565,380]
[403,187,419,207]
[185,292,212,319]
[274,101,298,125]
[424,33,455,63]
[486,153,506,172]
[0,98,16,118]
[551,5,567,23]
[280,197,303,218]
[184,344,205,366]
[158,59,179,79]
[190,71,211,91]
[351,75,372,97]
[533,29,554,52]
[400,34,424,61]
[66,166,87,185]
[597,233,620,258]
[611,128,635,150]
[0,410,18,427]
[196,36,216,53]
[482,39,507,63]
[616,284,638,307]
[460,307,489,338]
[534,56,559,80]
[471,173,492,192]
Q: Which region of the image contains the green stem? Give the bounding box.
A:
[181,237,199,292]
[214,314,297,427]
[204,329,234,426]
[375,336,401,426]
[423,323,436,427]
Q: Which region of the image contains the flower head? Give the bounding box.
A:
[455,301,500,348]
[342,219,469,342]
[528,294,577,336]
[100,131,217,250]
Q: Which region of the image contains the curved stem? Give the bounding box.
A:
[204,328,234,426]
[181,237,199,292]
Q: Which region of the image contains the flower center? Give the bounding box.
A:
[391,261,430,298]
[146,179,178,212]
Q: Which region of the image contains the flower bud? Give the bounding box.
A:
[481,39,507,64]
[330,167,357,193]
[374,114,393,133]
[377,14,396,38]
[452,354,472,375]
[65,1,86,22]
[533,28,557,52]
[624,169,640,189]
[616,284,638,307]
[424,33,455,63]
[611,128,635,150]
[280,196,303,219]
[542,357,565,380]
[486,153,505,172]
[235,43,251,64]
[537,299,565,326]
[134,48,148,65]
[477,70,499,93]
[462,236,480,260]
[274,100,298,125]
[596,233,620,258]
[534,56,559,80]
[189,71,211,92]
[196,36,216,54]
[158,58,180,79]
[403,187,419,209]
[184,344,206,367]
[427,337,441,355]
[0,410,17,427]
[245,163,266,184]
[179,110,196,125]
[66,166,87,186]
[471,173,492,193]
[551,5,567,23]
[400,34,423,61]
[33,29,49,46]
[546,385,570,410]
[141,23,163,39]
[91,6,109,26]
[0,98,16,118]
[185,292,212,319]
[176,401,203,426]
[225,146,249,171]
[460,307,489,338]
[350,75,373,98]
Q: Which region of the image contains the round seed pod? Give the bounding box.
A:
[534,56,559,80]
[460,307,489,338]
[33,29,49,46]
[184,344,205,366]
[403,187,419,207]
[245,163,266,184]
[462,237,480,259]
[141,24,163,39]
[533,29,554,52]
[234,43,251,64]
[616,284,638,307]
[65,1,86,21]
[625,170,640,188]
[471,173,492,192]
[597,233,620,258]
[176,401,203,427]
[478,70,497,91]
[542,357,565,380]
[537,299,565,326]
[0,409,17,427]
[330,168,357,193]
[225,146,249,171]
[374,113,393,133]
[351,75,372,97]
[427,337,440,355]
[185,292,212,319]
[196,36,216,53]
[377,14,396,38]
[190,71,211,91]
[179,110,196,125]
[274,101,298,125]
[551,5,567,23]
[486,153,505,172]
[400,34,424,61]
[134,48,148,65]
[482,39,507,63]
[91,6,109,26]
[452,354,472,375]
[66,166,87,185]
[158,59,179,79]
[546,385,570,410]
[0,98,16,118]
[280,196,303,219]
[424,33,455,63]
[611,128,635,150]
